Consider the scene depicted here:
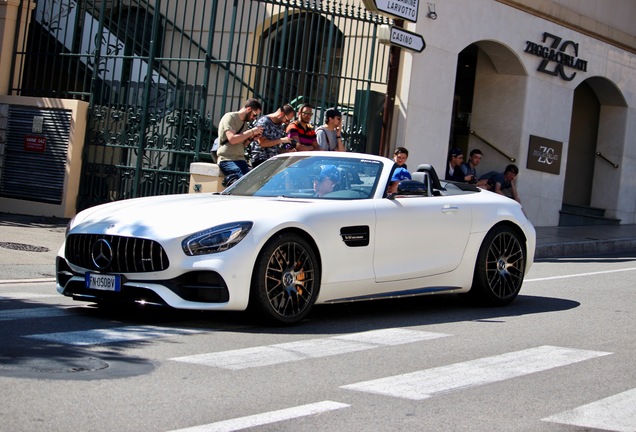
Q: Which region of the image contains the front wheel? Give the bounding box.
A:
[469,225,526,306]
[250,233,320,324]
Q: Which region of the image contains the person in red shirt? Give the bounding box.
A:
[286,103,320,151]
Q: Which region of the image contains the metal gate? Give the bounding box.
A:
[11,0,391,210]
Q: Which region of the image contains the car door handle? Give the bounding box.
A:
[441,205,459,213]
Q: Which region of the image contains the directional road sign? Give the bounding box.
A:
[361,0,420,23]
[378,25,426,53]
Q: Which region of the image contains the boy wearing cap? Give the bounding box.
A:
[445,147,471,182]
[316,108,345,151]
[387,167,412,195]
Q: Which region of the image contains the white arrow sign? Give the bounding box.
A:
[362,0,420,22]
[378,25,426,53]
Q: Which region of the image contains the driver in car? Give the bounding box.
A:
[313,165,340,197]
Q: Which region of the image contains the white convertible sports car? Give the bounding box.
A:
[57,151,535,324]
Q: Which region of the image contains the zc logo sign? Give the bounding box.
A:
[534,146,559,165]
[524,32,588,81]
[527,135,562,175]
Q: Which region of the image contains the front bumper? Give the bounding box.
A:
[56,257,233,309]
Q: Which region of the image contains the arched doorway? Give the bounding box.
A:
[256,12,344,113]
[451,41,527,175]
[560,77,627,225]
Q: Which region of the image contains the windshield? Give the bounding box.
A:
[223,155,383,199]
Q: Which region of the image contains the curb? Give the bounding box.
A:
[535,238,636,259]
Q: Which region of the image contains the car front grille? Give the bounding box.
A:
[65,234,170,273]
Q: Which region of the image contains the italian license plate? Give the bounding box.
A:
[85,273,121,292]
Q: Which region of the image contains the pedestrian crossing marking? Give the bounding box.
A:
[341,345,612,400]
[169,400,349,432]
[25,325,203,346]
[542,387,636,432]
[171,328,450,370]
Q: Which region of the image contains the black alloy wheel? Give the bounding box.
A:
[251,233,320,324]
[470,225,526,306]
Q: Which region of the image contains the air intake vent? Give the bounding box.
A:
[65,234,169,273]
[340,225,370,247]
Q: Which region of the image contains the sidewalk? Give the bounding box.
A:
[534,223,636,259]
[1,212,636,281]
[0,213,68,281]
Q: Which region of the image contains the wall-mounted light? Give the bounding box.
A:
[427,3,437,20]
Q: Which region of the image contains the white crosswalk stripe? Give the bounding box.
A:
[169,401,349,432]
[0,306,71,321]
[341,345,612,400]
[25,325,203,345]
[171,328,450,370]
[4,311,631,431]
[542,388,636,432]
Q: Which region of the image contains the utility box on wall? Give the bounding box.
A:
[0,96,88,218]
[189,162,225,194]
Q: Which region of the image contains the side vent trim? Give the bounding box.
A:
[340,225,370,247]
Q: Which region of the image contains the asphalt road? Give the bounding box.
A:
[1,252,635,431]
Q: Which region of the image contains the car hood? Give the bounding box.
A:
[69,193,313,238]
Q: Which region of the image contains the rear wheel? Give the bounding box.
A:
[250,233,320,324]
[470,226,526,305]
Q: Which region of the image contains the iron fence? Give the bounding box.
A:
[11,0,391,209]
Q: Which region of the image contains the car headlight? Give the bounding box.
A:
[182,222,253,256]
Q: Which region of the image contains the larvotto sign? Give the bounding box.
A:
[361,0,419,22]
[524,32,588,81]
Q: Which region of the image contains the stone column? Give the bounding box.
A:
[0,0,35,95]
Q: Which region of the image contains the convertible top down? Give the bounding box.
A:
[57,151,535,324]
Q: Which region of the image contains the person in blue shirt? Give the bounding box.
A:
[387,167,412,195]
[480,164,521,202]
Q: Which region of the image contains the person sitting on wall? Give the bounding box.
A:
[461,148,490,188]
[445,147,472,182]
[216,98,264,186]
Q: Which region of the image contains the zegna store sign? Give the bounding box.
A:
[524,32,588,81]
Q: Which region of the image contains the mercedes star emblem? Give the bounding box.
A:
[91,238,113,269]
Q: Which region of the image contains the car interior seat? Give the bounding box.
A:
[335,167,350,191]
[416,164,444,195]
[409,171,430,196]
